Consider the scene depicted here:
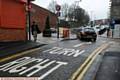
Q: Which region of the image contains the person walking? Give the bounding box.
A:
[106,27,110,37]
[31,21,39,42]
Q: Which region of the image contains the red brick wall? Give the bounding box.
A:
[0,0,26,29]
[31,4,57,32]
[0,1,57,42]
[0,0,1,26]
[0,28,26,42]
[0,0,26,42]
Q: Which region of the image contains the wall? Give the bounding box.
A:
[0,0,26,42]
[0,0,57,42]
[31,4,57,32]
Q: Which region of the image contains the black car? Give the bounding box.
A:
[76,27,97,42]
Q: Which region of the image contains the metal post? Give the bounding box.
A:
[57,17,59,38]
[27,0,31,41]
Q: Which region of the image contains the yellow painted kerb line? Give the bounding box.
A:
[70,43,109,80]
[0,47,41,63]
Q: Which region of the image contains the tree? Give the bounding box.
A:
[67,4,76,21]
[67,4,90,27]
[61,3,69,20]
[47,0,57,13]
[47,2,90,28]
[43,16,51,37]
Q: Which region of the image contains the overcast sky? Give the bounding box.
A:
[33,0,110,20]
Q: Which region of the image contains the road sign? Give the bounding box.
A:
[55,4,61,11]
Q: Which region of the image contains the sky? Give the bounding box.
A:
[33,0,110,20]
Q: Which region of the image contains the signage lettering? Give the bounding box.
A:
[43,47,85,57]
[0,57,68,79]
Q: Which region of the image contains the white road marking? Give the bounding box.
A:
[43,47,85,57]
[73,50,85,57]
[73,42,92,48]
[0,57,68,79]
[85,42,92,45]
[39,61,68,80]
[73,43,84,47]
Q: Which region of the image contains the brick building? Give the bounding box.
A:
[0,0,57,42]
[95,19,109,25]
[31,4,57,32]
[0,0,26,42]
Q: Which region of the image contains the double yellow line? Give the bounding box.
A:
[70,43,109,80]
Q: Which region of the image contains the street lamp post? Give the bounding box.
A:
[55,4,61,38]
[27,0,31,41]
[27,0,35,41]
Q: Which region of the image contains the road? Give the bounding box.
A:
[0,37,112,80]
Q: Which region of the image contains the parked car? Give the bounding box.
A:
[76,27,97,42]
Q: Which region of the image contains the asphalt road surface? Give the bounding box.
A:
[0,37,110,80]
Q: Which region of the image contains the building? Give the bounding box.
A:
[110,0,120,21]
[95,19,109,25]
[0,0,26,42]
[31,4,57,32]
[0,0,57,42]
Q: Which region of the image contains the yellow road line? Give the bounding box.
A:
[0,47,41,63]
[76,43,109,80]
[70,43,109,80]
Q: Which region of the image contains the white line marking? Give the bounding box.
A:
[73,50,85,57]
[73,43,84,47]
[73,42,92,48]
[85,42,92,45]
[38,61,68,80]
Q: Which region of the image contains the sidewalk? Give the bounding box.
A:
[35,33,62,44]
[31,33,77,44]
[95,38,120,80]
[98,29,120,39]
[0,41,45,59]
[0,33,76,59]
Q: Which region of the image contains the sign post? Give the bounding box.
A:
[55,4,61,38]
[27,0,35,41]
[20,0,35,41]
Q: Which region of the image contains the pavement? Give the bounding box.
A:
[94,38,120,80]
[34,33,77,44]
[0,33,76,59]
[0,41,46,59]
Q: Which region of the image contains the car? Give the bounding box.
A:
[76,27,97,42]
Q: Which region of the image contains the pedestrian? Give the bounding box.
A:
[31,21,39,42]
[106,27,110,37]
